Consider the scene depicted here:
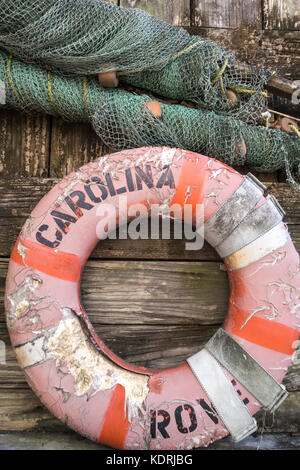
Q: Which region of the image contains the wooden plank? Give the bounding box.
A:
[79,260,229,326]
[186,27,300,80]
[264,0,300,31]
[0,174,219,260]
[193,0,262,28]
[1,254,300,382]
[0,215,219,261]
[0,257,229,327]
[268,183,300,224]
[49,119,110,178]
[243,168,278,183]
[120,0,190,26]
[0,323,219,387]
[266,77,300,101]
[0,179,299,259]
[0,388,66,433]
[6,179,300,225]
[0,110,50,177]
[1,264,300,435]
[0,385,300,434]
[1,318,299,387]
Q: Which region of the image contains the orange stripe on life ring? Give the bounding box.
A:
[99,384,130,449]
[171,156,208,208]
[11,238,81,282]
[226,309,299,356]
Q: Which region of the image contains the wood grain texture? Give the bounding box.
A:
[81,260,229,326]
[0,382,300,434]
[0,257,229,328]
[0,322,219,383]
[0,110,50,177]
[1,296,300,435]
[49,119,111,178]
[263,0,300,31]
[120,0,190,26]
[193,0,262,28]
[1,252,300,382]
[0,178,298,259]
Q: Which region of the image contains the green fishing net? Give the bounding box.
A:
[0,0,299,186]
[1,49,299,187]
[0,0,271,122]
[93,90,300,176]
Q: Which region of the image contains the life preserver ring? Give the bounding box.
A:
[5,146,300,450]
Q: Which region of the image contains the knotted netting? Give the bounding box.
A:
[0,0,299,185]
[0,0,271,122]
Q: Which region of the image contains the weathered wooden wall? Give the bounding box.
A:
[0,0,299,450]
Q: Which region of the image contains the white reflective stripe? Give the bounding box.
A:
[15,336,46,369]
[225,223,291,271]
[187,349,257,442]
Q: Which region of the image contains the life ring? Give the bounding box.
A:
[5,146,300,450]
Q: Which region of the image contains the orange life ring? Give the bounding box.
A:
[5,146,300,450]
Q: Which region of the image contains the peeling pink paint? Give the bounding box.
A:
[4,147,300,450]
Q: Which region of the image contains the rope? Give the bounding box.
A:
[169,40,205,63]
[6,54,25,106]
[232,87,269,99]
[212,58,229,86]
[118,40,206,77]
[290,125,300,139]
[262,111,271,129]
[266,116,269,128]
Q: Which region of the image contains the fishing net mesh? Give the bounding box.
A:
[92,90,300,176]
[0,0,299,185]
[0,0,271,122]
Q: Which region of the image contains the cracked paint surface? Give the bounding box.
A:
[4,147,300,449]
[47,311,149,421]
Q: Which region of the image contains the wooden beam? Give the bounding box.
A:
[193,0,262,28]
[1,253,300,378]
[266,77,299,100]
[120,0,191,26]
[5,178,300,261]
[2,179,300,260]
[49,119,111,178]
[263,0,300,31]
[0,380,299,435]
[0,110,50,177]
[0,258,229,328]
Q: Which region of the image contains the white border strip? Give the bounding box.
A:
[187,349,257,442]
[225,223,291,271]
